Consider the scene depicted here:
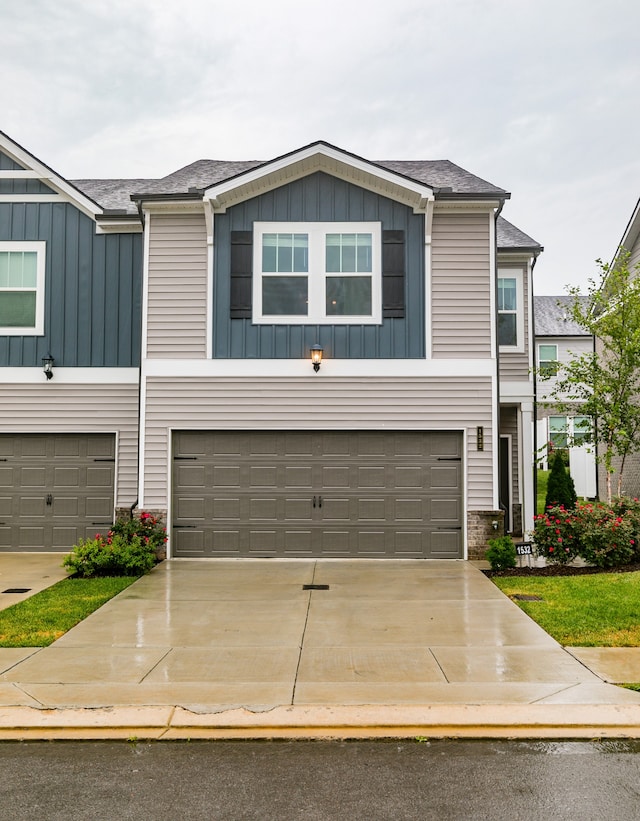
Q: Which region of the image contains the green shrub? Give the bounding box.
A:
[63,533,157,578]
[545,451,577,510]
[63,510,166,578]
[485,536,517,570]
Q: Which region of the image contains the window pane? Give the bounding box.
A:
[356,234,372,272]
[0,252,8,287]
[498,278,517,311]
[325,234,372,273]
[573,416,591,444]
[498,313,517,346]
[548,416,568,448]
[326,276,372,316]
[262,276,308,315]
[539,345,557,361]
[0,291,36,327]
[262,234,308,273]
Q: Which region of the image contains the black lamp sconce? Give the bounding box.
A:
[310,344,323,373]
[42,355,54,380]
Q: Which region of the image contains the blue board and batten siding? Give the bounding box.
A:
[213,172,425,359]
[0,200,142,367]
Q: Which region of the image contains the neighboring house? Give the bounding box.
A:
[596,196,640,498]
[534,295,596,498]
[0,132,542,559]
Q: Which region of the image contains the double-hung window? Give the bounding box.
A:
[253,222,382,324]
[538,343,559,377]
[497,270,524,350]
[0,242,46,335]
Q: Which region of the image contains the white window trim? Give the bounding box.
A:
[252,221,382,325]
[0,240,46,335]
[498,269,524,352]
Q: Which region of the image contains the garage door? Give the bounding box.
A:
[172,430,462,559]
[0,434,115,551]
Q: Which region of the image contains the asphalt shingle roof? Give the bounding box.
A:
[69,152,539,252]
[534,295,591,336]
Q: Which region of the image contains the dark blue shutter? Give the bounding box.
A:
[230,230,252,318]
[382,230,405,318]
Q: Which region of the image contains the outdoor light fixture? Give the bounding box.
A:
[42,355,54,380]
[310,343,323,373]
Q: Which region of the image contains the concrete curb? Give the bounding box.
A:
[1,704,640,740]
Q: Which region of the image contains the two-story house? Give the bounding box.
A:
[0,133,541,559]
[534,295,596,498]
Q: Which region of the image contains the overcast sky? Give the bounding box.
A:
[2,0,639,294]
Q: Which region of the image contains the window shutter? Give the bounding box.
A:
[230,230,252,318]
[382,230,405,318]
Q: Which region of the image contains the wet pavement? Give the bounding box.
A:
[0,557,639,738]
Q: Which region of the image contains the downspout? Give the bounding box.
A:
[130,200,146,520]
[494,200,505,533]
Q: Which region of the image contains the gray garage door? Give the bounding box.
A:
[0,434,115,552]
[172,430,462,559]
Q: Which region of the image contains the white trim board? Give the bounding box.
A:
[141,358,496,379]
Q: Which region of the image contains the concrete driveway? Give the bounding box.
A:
[1,558,638,716]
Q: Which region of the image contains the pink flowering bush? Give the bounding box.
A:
[532,505,581,565]
[533,499,640,568]
[63,511,166,577]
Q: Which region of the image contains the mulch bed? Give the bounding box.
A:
[483,561,640,578]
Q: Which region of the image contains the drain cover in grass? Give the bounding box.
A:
[512,594,543,602]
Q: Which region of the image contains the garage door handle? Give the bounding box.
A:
[313,496,323,508]
[46,494,53,506]
[313,496,316,508]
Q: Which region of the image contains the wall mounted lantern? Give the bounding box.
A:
[310,344,323,373]
[42,355,54,380]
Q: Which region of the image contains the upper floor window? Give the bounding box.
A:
[498,270,524,351]
[538,343,559,377]
[0,241,46,335]
[253,222,382,324]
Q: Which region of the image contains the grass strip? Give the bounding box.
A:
[0,576,137,647]
[492,571,640,646]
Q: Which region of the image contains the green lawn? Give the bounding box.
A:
[492,571,640,646]
[536,469,549,514]
[0,576,137,647]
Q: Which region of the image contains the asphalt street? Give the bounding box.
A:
[0,739,639,820]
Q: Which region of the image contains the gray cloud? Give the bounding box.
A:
[1,0,638,292]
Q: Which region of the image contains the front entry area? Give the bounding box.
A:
[172,430,463,558]
[0,434,115,551]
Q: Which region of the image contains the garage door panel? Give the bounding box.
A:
[20,496,46,516]
[430,531,463,558]
[430,498,461,523]
[429,465,460,490]
[249,466,277,487]
[21,467,47,487]
[172,431,463,559]
[284,466,313,488]
[212,497,240,520]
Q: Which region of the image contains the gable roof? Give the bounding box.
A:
[496,216,542,253]
[617,195,640,260]
[534,295,591,336]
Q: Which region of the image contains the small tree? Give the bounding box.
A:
[545,451,577,510]
[543,251,640,502]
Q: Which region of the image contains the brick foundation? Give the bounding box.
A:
[467,510,505,560]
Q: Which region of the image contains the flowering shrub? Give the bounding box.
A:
[533,499,639,568]
[532,505,581,565]
[110,510,167,556]
[63,511,166,577]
